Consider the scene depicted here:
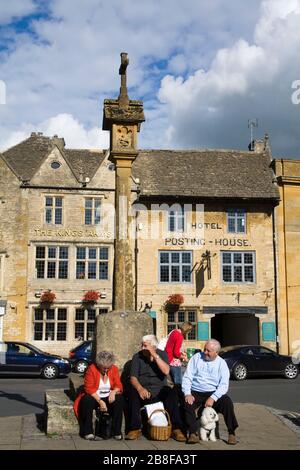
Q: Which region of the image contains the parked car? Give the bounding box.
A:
[0,341,71,379]
[219,345,299,381]
[69,341,92,373]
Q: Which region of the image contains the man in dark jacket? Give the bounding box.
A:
[125,334,185,441]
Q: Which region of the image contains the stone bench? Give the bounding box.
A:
[45,389,78,435]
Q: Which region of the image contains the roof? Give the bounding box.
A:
[133,149,279,200]
[1,134,279,201]
[1,133,53,180]
[1,133,105,182]
[63,149,105,181]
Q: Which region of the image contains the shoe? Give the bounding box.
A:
[228,434,237,445]
[93,436,103,441]
[187,432,199,444]
[171,429,186,442]
[113,434,123,440]
[84,434,95,440]
[125,429,142,440]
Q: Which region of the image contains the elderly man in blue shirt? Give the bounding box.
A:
[182,339,238,445]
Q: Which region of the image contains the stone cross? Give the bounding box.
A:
[118,52,129,108]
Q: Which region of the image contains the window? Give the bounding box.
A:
[159,251,192,283]
[35,246,68,279]
[227,209,246,233]
[50,161,61,169]
[45,197,63,224]
[75,308,109,341]
[85,198,101,225]
[76,246,109,280]
[167,309,197,340]
[222,251,255,283]
[168,207,185,232]
[33,308,67,341]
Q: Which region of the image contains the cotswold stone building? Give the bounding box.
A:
[0,131,281,355]
[274,159,300,355]
[0,133,116,355]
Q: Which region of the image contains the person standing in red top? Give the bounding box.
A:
[165,322,193,385]
[74,351,124,440]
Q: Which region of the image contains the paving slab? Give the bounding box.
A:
[0,403,298,450]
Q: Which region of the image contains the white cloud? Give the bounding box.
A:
[0,0,36,24]
[0,113,109,151]
[0,0,300,156]
[157,0,300,155]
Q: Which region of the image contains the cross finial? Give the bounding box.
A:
[118,52,129,108]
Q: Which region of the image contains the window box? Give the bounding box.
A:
[40,290,56,305]
[82,290,100,304]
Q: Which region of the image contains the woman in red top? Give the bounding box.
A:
[165,322,193,385]
[74,351,124,440]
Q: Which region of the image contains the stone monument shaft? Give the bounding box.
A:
[103,52,145,312]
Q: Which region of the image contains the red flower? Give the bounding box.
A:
[40,291,56,304]
[164,294,184,308]
[83,290,100,303]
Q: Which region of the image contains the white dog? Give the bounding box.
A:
[200,407,219,442]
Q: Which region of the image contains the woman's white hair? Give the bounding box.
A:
[142,334,158,347]
[206,339,221,353]
[95,350,115,368]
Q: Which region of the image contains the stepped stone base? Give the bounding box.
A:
[69,373,84,400]
[45,389,78,435]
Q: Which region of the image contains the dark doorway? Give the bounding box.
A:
[211,313,259,347]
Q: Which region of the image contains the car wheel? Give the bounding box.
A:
[284,363,298,379]
[232,363,248,381]
[41,364,59,379]
[75,360,88,374]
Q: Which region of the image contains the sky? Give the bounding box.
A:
[0,0,300,157]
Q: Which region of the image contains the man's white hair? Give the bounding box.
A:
[142,334,158,347]
[206,339,221,353]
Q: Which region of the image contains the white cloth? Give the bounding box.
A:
[144,402,168,427]
[96,376,111,398]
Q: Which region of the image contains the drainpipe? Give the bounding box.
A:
[280,159,290,354]
[134,211,139,311]
[272,206,280,353]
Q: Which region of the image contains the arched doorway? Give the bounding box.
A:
[211,313,259,347]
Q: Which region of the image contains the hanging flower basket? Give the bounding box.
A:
[40,290,56,305]
[164,294,184,312]
[82,290,100,304]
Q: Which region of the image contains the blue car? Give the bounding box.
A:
[69,341,92,373]
[0,341,71,379]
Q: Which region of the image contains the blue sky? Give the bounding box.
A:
[0,0,300,157]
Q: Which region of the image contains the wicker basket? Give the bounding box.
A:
[147,409,172,441]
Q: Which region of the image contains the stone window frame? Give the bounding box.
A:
[45,196,63,225]
[221,250,256,284]
[227,208,246,233]
[74,307,109,341]
[159,250,192,283]
[35,245,69,279]
[167,308,198,340]
[33,307,68,341]
[84,197,102,225]
[76,245,109,280]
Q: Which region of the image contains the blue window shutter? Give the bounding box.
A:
[262,322,276,342]
[197,321,209,341]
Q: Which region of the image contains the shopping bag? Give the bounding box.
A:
[95,410,112,439]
